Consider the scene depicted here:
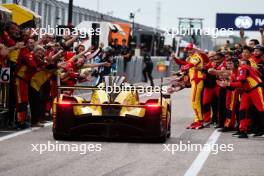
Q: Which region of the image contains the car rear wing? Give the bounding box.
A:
[54,101,161,108]
[57,85,164,91]
[56,73,169,107]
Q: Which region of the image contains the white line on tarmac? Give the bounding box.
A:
[0,131,16,133]
[0,122,53,142]
[184,130,221,176]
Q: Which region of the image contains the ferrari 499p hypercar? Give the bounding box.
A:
[52,76,171,142]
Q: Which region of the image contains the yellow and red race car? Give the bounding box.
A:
[52,76,171,142]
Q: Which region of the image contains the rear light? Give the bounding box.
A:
[145,100,161,120]
[145,102,161,117]
[145,103,161,110]
[59,100,73,107]
[145,99,160,109]
[146,103,160,108]
[58,96,77,107]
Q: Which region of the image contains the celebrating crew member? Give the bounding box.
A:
[59,45,110,93]
[0,22,24,125]
[218,58,240,132]
[202,52,226,128]
[218,56,264,138]
[177,43,209,129]
[14,38,36,128]
[251,45,264,80]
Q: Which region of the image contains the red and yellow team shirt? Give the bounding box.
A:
[15,48,38,82]
[0,31,20,63]
[248,55,264,69]
[230,65,262,91]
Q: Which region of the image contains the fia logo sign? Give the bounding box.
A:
[234,16,253,29]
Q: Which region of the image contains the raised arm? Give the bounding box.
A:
[64,34,79,47]
[239,28,247,46]
[259,28,264,46]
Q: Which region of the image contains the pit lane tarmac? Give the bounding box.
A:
[0,82,264,176]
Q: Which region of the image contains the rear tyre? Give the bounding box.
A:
[167,106,171,138]
[157,134,167,143]
[156,118,168,143]
[167,112,171,138]
[53,131,69,141]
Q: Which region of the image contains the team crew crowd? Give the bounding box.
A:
[0,22,113,129]
[171,29,264,138]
